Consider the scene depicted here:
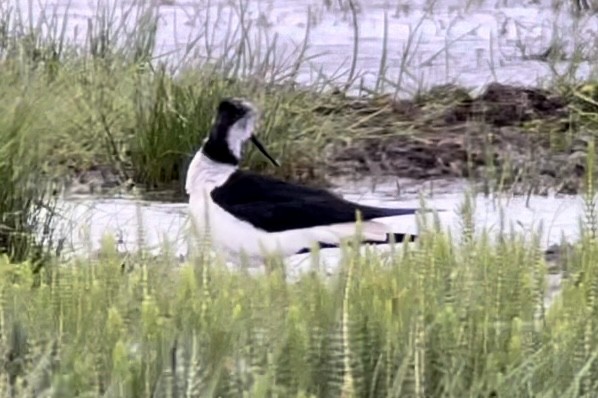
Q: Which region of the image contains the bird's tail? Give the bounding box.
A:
[384,232,417,244]
[294,232,417,255]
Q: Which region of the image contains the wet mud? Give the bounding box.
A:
[325,82,598,195]
[66,82,598,198]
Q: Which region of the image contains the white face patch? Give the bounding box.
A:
[225,102,259,159]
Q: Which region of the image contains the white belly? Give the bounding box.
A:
[188,192,307,261]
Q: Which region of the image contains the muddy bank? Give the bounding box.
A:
[65,82,598,198]
[324,82,597,195]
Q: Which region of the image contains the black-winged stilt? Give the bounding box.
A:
[185,98,420,263]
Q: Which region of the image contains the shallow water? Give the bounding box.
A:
[13,0,597,95]
[56,178,583,258]
[52,178,580,308]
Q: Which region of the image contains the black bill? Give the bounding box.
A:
[250,135,280,167]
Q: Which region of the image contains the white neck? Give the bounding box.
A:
[185,151,237,195]
[226,116,255,159]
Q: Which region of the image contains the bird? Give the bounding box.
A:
[185,97,422,264]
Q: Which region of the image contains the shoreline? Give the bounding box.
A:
[63,81,598,199]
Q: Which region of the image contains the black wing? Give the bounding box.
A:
[210,170,419,232]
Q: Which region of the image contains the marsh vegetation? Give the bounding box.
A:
[0,0,598,395]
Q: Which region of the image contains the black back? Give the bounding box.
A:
[202,99,250,166]
[211,170,419,232]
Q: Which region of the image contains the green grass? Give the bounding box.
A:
[0,64,70,262]
[0,1,597,394]
[0,0,341,259]
[0,212,597,397]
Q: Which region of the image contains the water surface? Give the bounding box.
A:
[13,0,597,95]
[57,178,583,259]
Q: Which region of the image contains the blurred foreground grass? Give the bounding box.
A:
[0,213,597,397]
